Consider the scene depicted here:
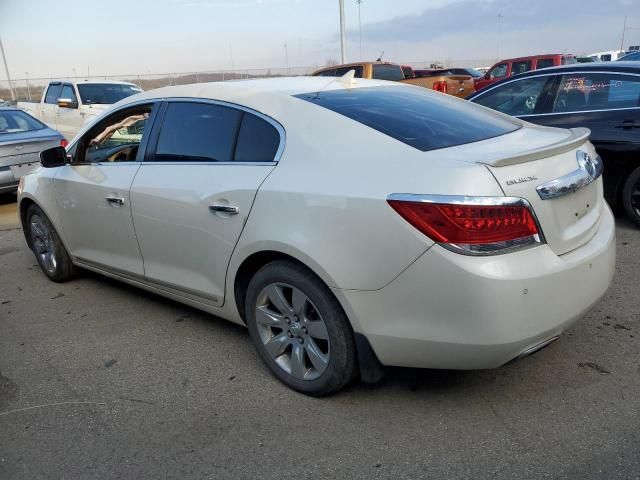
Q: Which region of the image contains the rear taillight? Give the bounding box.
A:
[60,138,69,148]
[387,194,544,255]
[432,81,448,93]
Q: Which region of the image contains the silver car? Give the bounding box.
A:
[1,107,64,194]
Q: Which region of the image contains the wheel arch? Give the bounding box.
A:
[231,248,385,384]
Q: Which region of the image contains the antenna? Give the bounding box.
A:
[376,50,384,62]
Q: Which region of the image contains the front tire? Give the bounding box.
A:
[26,204,76,282]
[245,260,356,396]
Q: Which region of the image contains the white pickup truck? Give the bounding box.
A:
[18,80,142,139]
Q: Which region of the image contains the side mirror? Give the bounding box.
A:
[58,98,78,109]
[40,146,68,168]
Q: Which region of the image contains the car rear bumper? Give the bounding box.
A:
[337,204,616,369]
[0,167,19,193]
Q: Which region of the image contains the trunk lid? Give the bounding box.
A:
[451,125,604,255]
[0,129,61,168]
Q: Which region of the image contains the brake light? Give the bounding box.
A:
[432,81,448,93]
[60,138,69,148]
[387,195,543,255]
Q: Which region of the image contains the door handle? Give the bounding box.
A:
[106,196,126,207]
[209,204,239,215]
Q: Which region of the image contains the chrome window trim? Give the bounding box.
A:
[150,96,286,165]
[386,193,546,256]
[471,70,640,114]
[536,151,603,200]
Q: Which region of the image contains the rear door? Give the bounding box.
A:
[130,100,282,305]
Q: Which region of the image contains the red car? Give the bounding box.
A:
[474,54,577,91]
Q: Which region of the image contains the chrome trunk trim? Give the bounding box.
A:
[536,150,603,200]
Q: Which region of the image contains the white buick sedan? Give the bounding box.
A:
[18,77,615,395]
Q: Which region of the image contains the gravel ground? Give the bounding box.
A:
[0,197,639,479]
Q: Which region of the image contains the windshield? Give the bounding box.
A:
[295,86,520,152]
[0,110,46,134]
[77,83,142,105]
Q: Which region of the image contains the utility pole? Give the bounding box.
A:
[25,72,31,100]
[621,16,627,50]
[0,36,15,101]
[357,0,363,60]
[339,0,347,63]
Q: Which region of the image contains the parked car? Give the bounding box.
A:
[588,50,627,62]
[0,107,65,194]
[618,51,640,62]
[19,78,615,395]
[312,62,474,98]
[577,56,600,63]
[475,54,578,91]
[468,62,640,226]
[18,80,142,140]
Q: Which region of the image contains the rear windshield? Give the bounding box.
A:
[0,110,46,134]
[294,86,520,152]
[77,83,142,105]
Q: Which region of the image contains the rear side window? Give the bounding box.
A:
[155,102,242,162]
[295,86,520,152]
[536,58,555,69]
[44,84,62,104]
[234,113,280,162]
[372,64,405,81]
[334,66,364,78]
[552,73,640,112]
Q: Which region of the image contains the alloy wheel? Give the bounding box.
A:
[631,178,640,218]
[30,214,57,274]
[255,283,330,381]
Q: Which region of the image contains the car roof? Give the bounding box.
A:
[114,76,397,119]
[494,54,574,63]
[50,79,138,86]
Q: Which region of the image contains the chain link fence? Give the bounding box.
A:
[0,59,498,103]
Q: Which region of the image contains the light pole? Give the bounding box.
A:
[284,42,290,75]
[339,0,347,63]
[25,72,31,101]
[0,36,15,101]
[357,0,363,60]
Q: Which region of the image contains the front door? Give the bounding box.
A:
[130,100,282,305]
[53,102,158,275]
[56,83,83,139]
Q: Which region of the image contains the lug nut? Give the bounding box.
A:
[285,317,291,324]
[298,337,304,344]
[302,327,308,335]
[287,331,293,338]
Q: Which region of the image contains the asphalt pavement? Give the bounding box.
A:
[0,195,639,479]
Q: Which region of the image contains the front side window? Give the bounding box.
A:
[511,61,532,76]
[489,63,508,79]
[155,102,242,162]
[473,76,551,116]
[552,73,640,113]
[0,110,46,134]
[295,86,520,152]
[60,85,77,103]
[371,64,405,81]
[44,84,62,104]
[79,105,152,163]
[77,83,142,105]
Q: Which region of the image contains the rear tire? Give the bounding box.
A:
[26,204,77,282]
[622,166,640,228]
[245,260,356,396]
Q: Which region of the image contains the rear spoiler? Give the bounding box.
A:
[484,127,591,167]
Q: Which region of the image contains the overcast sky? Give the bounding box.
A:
[0,0,638,80]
